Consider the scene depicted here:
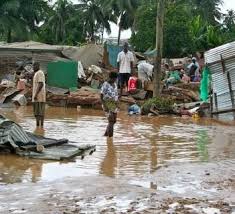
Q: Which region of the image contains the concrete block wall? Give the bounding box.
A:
[0,51,32,79]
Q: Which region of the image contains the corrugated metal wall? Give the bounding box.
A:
[205,41,235,113]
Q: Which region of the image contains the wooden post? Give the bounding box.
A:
[220,54,225,73]
[210,93,213,118]
[214,92,219,119]
[226,70,235,120]
[214,92,218,112]
[153,0,165,97]
[227,71,235,108]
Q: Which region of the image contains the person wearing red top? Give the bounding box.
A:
[128,75,138,93]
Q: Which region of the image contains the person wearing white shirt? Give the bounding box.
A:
[117,43,134,96]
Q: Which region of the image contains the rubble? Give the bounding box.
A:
[131,89,147,100]
[62,44,103,69]
[163,86,200,103]
[0,41,208,118]
[68,88,101,106]
[12,94,27,106]
[46,87,101,107]
[0,87,20,104]
[46,86,69,95]
[172,101,210,117]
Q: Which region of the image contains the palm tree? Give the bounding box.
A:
[103,0,139,45]
[223,10,235,30]
[190,0,223,25]
[19,0,51,34]
[78,0,115,42]
[0,0,25,42]
[47,0,74,43]
[0,0,50,42]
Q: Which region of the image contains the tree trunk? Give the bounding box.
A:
[117,25,122,46]
[7,28,12,43]
[153,0,165,97]
[101,26,104,44]
[131,27,135,37]
[91,24,95,43]
[131,18,136,37]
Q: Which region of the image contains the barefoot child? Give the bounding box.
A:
[100,72,119,137]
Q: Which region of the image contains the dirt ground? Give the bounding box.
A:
[0,159,234,214]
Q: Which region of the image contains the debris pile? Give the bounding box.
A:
[0,41,209,116]
[163,85,200,103]
[68,87,101,106]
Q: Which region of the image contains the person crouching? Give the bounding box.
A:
[101,72,119,138]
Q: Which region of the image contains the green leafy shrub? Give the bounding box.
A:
[141,97,174,115]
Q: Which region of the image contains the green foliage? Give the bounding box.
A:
[141,97,174,115]
[0,0,234,57]
[103,0,140,43]
[79,0,114,41]
[130,2,156,52]
[0,0,24,42]
[189,0,223,26]
[131,0,235,57]
[164,1,193,57]
[222,10,235,42]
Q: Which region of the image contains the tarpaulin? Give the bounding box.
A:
[107,45,122,68]
[47,61,78,89]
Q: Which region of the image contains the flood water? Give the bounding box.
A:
[0,106,235,185]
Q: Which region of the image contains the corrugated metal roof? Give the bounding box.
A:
[205,41,235,64]
[0,41,63,52]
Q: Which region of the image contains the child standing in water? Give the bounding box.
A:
[100,72,119,137]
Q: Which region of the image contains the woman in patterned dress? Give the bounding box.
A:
[100,72,119,137]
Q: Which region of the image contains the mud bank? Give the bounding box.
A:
[0,159,234,214]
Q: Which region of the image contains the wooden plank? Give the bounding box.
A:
[227,71,235,108]
[210,94,213,118]
[220,54,226,73]
[214,92,218,112]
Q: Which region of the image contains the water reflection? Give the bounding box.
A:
[100,138,117,177]
[33,127,45,136]
[196,130,209,162]
[0,155,43,184]
[0,106,234,184]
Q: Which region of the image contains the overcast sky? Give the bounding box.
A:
[222,0,235,12]
[63,0,235,39]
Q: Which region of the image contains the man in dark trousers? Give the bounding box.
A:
[32,62,46,128]
[117,43,134,96]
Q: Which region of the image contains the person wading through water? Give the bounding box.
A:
[117,42,134,97]
[101,72,119,137]
[32,62,46,128]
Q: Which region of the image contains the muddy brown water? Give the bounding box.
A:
[0,106,234,185]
